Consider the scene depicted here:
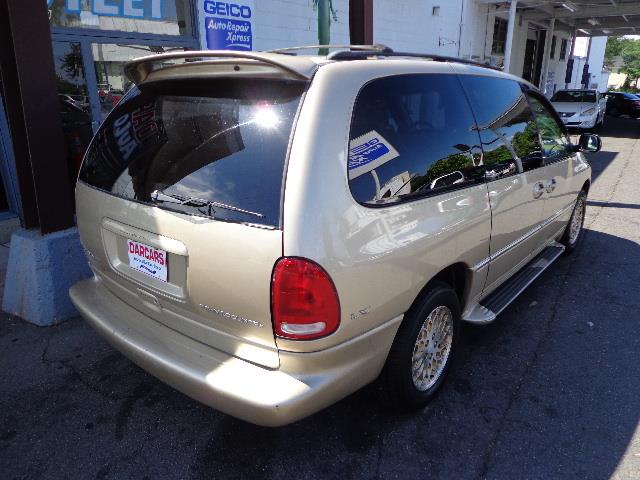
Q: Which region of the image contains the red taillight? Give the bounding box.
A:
[271,257,340,340]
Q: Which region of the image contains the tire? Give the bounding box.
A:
[378,281,460,410]
[560,191,587,254]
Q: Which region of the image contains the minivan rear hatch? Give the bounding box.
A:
[77,76,307,368]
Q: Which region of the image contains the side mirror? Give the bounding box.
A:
[577,133,602,153]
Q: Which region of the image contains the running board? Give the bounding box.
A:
[463,243,565,324]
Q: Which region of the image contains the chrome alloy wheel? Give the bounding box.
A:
[411,306,454,392]
[569,197,585,244]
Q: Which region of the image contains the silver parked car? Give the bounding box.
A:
[70,46,600,426]
[550,88,607,130]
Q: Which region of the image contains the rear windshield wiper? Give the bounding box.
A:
[150,190,265,218]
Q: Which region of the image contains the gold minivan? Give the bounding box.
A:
[70,46,599,426]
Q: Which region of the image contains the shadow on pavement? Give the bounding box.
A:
[598,115,640,139]
[584,150,617,184]
[2,230,638,479]
[195,227,640,479]
[587,200,640,210]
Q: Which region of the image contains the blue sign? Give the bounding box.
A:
[46,0,165,20]
[347,130,400,180]
[349,138,390,170]
[204,1,253,50]
[206,17,252,50]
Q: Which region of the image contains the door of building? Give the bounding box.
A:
[533,30,547,88]
[522,39,537,83]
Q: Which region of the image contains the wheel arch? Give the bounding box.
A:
[408,262,470,315]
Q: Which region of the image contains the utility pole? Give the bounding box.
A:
[349,0,373,45]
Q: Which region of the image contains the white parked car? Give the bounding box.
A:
[550,89,606,130]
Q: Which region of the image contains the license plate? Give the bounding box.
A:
[127,239,168,282]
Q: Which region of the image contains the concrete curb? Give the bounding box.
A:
[2,227,91,326]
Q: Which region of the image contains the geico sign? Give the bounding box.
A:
[46,0,164,19]
[204,1,252,19]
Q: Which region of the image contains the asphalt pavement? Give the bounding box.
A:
[1,116,639,480]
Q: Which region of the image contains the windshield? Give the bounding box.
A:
[551,90,596,103]
[79,78,306,228]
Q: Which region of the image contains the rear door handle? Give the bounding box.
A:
[532,182,545,199]
[546,178,557,193]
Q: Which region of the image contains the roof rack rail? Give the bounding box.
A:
[326,50,498,70]
[124,50,314,85]
[267,44,393,55]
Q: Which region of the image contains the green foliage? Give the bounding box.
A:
[409,153,472,192]
[621,41,640,87]
[512,122,540,159]
[60,43,84,80]
[605,36,640,87]
[605,36,625,62]
[483,145,512,165]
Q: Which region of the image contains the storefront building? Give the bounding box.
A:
[0,0,203,324]
[48,0,200,195]
[0,0,620,325]
[0,0,603,226]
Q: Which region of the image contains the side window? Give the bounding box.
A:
[348,74,485,205]
[526,93,571,161]
[459,75,544,174]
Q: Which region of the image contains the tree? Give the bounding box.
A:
[620,40,640,88]
[604,36,640,88]
[60,43,84,80]
[605,36,625,61]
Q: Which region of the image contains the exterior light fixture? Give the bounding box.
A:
[562,2,578,13]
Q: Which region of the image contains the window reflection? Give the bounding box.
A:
[459,76,544,175]
[526,94,571,160]
[80,79,305,227]
[48,0,192,36]
[92,44,186,121]
[348,75,485,205]
[53,40,92,180]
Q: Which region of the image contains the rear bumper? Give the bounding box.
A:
[69,278,401,426]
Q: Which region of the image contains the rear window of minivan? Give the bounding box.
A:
[79,78,306,228]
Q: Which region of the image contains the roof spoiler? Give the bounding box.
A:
[124,50,315,85]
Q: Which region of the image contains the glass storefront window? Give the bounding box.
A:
[92,44,185,120]
[52,40,93,178]
[48,0,193,36]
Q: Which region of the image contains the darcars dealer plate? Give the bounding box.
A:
[127,239,168,282]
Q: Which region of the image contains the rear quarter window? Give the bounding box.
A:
[79,78,306,228]
[347,74,485,205]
